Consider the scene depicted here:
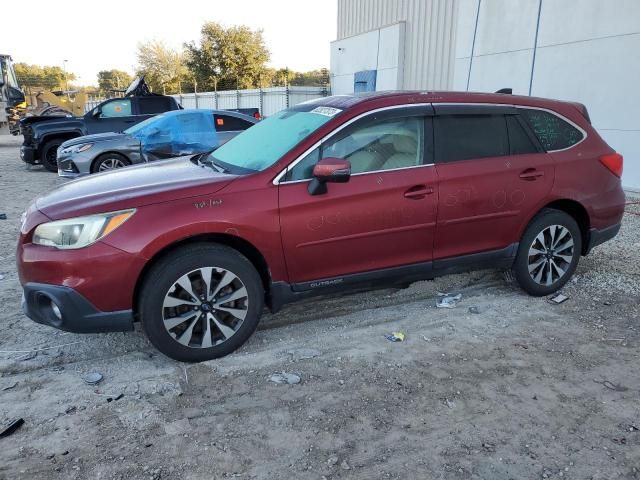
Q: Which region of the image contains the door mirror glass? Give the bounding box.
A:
[308,157,351,195]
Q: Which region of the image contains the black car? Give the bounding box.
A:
[20,78,181,172]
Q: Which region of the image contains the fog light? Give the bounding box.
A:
[51,301,62,320]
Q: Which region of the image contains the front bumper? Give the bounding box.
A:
[57,151,92,178]
[585,222,621,255]
[57,156,83,178]
[20,145,37,164]
[22,282,134,333]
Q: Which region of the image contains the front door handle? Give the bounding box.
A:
[519,168,545,181]
[404,185,434,199]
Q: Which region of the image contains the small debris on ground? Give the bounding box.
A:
[0,274,4,280]
[0,213,6,220]
[327,455,339,466]
[106,393,124,402]
[437,293,462,308]
[286,348,321,361]
[1,381,17,391]
[468,306,481,314]
[16,351,37,361]
[384,331,405,342]
[593,379,628,392]
[0,418,24,438]
[340,460,351,470]
[548,293,569,305]
[83,372,103,385]
[269,372,301,385]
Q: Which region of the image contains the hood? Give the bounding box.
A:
[20,115,76,126]
[36,155,237,219]
[61,132,129,148]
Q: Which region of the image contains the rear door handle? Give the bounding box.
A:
[519,168,544,181]
[404,185,434,199]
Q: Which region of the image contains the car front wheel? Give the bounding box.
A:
[93,153,131,173]
[139,244,264,362]
[513,209,582,296]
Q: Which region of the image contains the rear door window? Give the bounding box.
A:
[506,115,539,155]
[213,114,254,132]
[138,96,174,115]
[520,108,584,151]
[434,114,508,163]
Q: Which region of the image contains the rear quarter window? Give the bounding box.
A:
[520,108,584,151]
[214,114,254,132]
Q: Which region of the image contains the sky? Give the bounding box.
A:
[1,0,337,86]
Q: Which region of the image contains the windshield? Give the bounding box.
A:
[124,113,165,136]
[207,107,338,172]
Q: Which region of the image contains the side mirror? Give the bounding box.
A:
[308,157,351,195]
[92,107,101,118]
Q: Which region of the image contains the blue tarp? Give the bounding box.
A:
[128,109,218,157]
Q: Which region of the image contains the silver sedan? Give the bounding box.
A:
[57,109,257,178]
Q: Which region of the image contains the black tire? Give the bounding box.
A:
[513,208,582,296]
[139,244,264,362]
[41,139,62,172]
[92,153,131,173]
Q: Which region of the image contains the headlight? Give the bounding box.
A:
[33,209,135,249]
[61,143,93,155]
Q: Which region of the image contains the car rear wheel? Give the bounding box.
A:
[93,153,130,173]
[41,139,63,172]
[139,244,264,362]
[513,209,582,296]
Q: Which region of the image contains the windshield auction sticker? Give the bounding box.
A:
[310,106,342,117]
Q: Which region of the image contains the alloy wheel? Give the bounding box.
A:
[162,267,249,348]
[527,225,575,286]
[98,158,127,171]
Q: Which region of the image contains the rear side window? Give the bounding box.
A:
[138,96,174,115]
[506,115,539,155]
[520,108,583,151]
[435,114,508,163]
[214,114,254,132]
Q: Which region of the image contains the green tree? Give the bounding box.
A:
[97,69,133,95]
[184,22,270,90]
[136,40,188,94]
[14,63,76,91]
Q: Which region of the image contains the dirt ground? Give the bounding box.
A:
[0,134,639,480]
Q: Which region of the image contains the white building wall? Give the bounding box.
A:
[454,0,640,190]
[335,0,459,91]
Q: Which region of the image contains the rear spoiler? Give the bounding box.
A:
[568,101,591,124]
[494,88,592,124]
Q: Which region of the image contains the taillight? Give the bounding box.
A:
[599,153,623,177]
[253,112,261,120]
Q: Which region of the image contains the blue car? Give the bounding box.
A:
[56,109,258,178]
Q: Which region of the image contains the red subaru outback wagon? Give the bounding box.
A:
[17,91,624,362]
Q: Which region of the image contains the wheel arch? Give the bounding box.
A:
[132,233,271,319]
[536,199,591,255]
[39,131,82,156]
